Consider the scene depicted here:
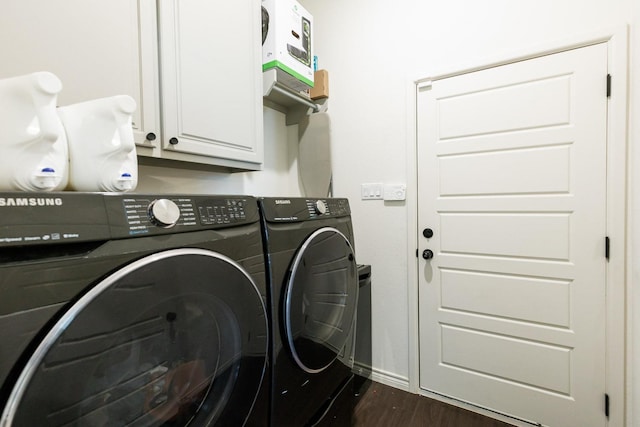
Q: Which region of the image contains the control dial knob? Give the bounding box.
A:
[148,199,180,228]
[315,200,327,215]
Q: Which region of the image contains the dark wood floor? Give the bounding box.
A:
[351,379,516,427]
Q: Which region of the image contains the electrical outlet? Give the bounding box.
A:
[361,183,383,200]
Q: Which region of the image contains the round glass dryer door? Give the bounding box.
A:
[285,227,358,374]
[1,249,268,427]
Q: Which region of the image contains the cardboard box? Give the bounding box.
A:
[310,69,328,100]
[262,0,314,92]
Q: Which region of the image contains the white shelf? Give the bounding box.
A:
[263,68,321,125]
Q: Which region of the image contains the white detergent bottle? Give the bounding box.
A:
[0,72,69,191]
[58,95,138,192]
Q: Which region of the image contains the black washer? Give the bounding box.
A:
[0,192,269,427]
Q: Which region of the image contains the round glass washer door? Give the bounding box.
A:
[284,227,358,374]
[1,248,268,427]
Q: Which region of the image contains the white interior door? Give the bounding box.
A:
[417,43,608,427]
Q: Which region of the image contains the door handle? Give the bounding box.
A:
[422,249,434,260]
[423,228,434,238]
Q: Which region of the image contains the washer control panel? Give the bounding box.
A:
[197,198,248,225]
[105,194,257,238]
[0,193,259,246]
[119,197,198,234]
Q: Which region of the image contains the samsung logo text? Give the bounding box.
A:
[0,197,63,207]
[274,199,291,205]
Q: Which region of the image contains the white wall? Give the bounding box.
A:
[302,0,640,424]
[294,1,414,386]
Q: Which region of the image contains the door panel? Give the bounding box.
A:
[439,145,571,196]
[440,213,570,259]
[437,74,571,139]
[440,325,571,394]
[440,269,571,327]
[417,43,607,426]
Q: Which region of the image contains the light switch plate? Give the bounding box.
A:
[361,183,383,200]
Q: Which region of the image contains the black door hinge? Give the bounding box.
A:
[606,74,612,98]
[605,236,610,260]
[605,393,610,418]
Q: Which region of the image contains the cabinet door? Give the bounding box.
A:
[157,0,264,170]
[0,1,160,152]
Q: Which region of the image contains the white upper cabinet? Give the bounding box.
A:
[0,0,264,171]
[0,0,153,140]
[154,0,263,169]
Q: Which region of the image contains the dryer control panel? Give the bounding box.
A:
[260,197,350,223]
